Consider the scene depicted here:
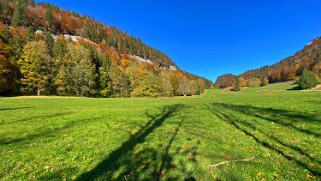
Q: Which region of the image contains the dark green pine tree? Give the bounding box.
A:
[45,33,54,56]
[108,64,131,97]
[0,0,10,24]
[45,5,54,31]
[83,21,94,41]
[25,27,36,42]
[298,69,318,89]
[25,0,35,6]
[98,66,112,97]
[9,33,26,60]
[11,1,28,27]
[0,25,10,44]
[52,38,66,59]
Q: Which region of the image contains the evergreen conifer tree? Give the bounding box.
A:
[298,69,318,89]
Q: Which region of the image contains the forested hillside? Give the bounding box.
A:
[215,37,321,89]
[0,0,213,97]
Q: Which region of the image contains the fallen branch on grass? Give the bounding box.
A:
[209,156,256,168]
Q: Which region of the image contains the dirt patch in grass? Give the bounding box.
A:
[257,89,283,93]
[302,84,321,92]
[11,96,84,99]
[315,85,321,90]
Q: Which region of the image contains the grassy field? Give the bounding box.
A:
[1,82,321,180]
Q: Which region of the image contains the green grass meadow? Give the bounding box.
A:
[1,82,321,180]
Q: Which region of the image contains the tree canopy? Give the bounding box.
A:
[0,1,213,97]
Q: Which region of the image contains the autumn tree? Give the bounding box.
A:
[10,32,31,93]
[214,74,236,88]
[160,70,173,97]
[178,76,190,96]
[310,61,321,79]
[125,63,142,96]
[239,77,247,87]
[142,71,162,97]
[170,71,180,96]
[73,56,96,96]
[197,79,206,94]
[126,63,162,97]
[247,78,261,87]
[0,1,213,97]
[0,39,12,93]
[131,69,161,97]
[190,80,200,95]
[1,27,25,94]
[98,54,112,97]
[232,77,241,91]
[18,41,51,95]
[261,77,269,86]
[108,64,130,97]
[54,43,96,96]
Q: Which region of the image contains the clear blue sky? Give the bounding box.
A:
[35,0,321,81]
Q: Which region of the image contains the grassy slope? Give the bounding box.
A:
[0,82,320,180]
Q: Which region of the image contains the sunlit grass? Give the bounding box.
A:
[0,82,320,180]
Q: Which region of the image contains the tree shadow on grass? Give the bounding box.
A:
[77,104,198,181]
[38,167,78,181]
[0,114,104,145]
[269,135,321,165]
[286,86,301,91]
[211,103,321,137]
[305,101,321,105]
[0,107,32,111]
[205,103,321,176]
[1,112,72,126]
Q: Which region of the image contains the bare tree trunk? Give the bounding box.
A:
[37,88,41,96]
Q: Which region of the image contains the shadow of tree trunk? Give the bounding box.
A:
[205,103,321,176]
[77,104,197,181]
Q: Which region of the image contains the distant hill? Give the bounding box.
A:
[0,0,213,97]
[214,37,321,89]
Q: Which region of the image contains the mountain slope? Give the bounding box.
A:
[0,0,213,97]
[215,37,321,88]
